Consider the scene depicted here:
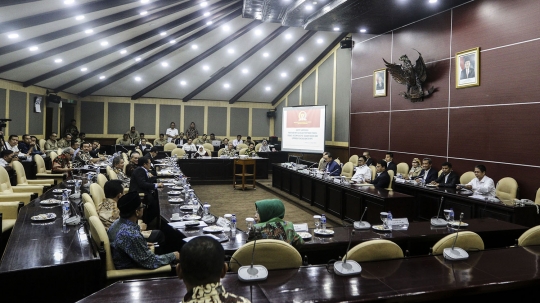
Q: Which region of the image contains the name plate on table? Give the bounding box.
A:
[293,223,309,232]
[390,218,409,230]
[333,178,342,184]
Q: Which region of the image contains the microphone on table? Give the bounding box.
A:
[334,226,362,276]
[354,207,371,230]
[238,237,268,282]
[431,197,447,226]
[443,212,469,260]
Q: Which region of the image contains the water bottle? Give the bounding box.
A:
[449,208,454,224]
[96,167,100,176]
[203,203,210,216]
[231,214,237,235]
[62,190,70,223]
[387,211,393,230]
[321,214,327,231]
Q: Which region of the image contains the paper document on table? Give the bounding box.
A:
[293,223,309,232]
[168,221,208,228]
[390,218,409,230]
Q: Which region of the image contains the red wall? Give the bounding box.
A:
[350,0,540,199]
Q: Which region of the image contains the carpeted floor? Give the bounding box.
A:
[192,183,337,231]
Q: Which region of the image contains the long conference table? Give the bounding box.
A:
[173,157,269,184]
[78,245,540,302]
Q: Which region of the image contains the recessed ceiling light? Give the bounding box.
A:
[54,59,63,63]
[200,2,208,7]
[29,46,38,51]
[99,76,106,80]
[242,68,248,74]
[100,41,109,46]
[305,5,313,10]
[285,34,292,39]
[192,44,198,49]
[64,0,75,4]
[8,33,19,39]
[141,0,149,3]
[161,62,169,67]
[169,40,176,44]
[298,56,305,62]
[360,28,367,33]
[317,38,323,44]
[206,21,213,25]
[135,76,142,82]
[263,52,269,57]
[80,67,87,72]
[429,0,437,3]
[203,65,210,71]
[120,49,127,54]
[223,25,230,31]
[223,83,230,88]
[265,86,271,91]
[281,72,287,77]
[75,15,85,21]
[140,11,148,16]
[160,32,167,36]
[180,80,187,86]
[85,29,94,34]
[204,12,210,17]
[333,27,340,31]
[255,29,262,36]
[313,1,317,4]
[135,57,142,61]
[228,48,234,54]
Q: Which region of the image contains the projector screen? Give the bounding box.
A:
[281,105,326,154]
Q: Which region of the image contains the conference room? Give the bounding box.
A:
[1,0,540,302]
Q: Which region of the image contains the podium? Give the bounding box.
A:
[233,159,256,190]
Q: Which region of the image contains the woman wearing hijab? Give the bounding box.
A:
[185,122,199,140]
[247,199,304,249]
[259,139,271,152]
[193,145,208,158]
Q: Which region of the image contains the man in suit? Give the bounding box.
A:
[363,151,374,166]
[129,157,163,224]
[324,152,341,176]
[460,58,475,79]
[416,158,438,184]
[125,152,140,177]
[371,160,390,189]
[384,152,397,175]
[430,161,458,187]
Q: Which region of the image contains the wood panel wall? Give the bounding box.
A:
[350,0,540,199]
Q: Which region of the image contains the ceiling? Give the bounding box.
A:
[0,0,471,104]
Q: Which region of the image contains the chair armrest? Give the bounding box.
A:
[0,202,22,219]
[106,265,172,280]
[0,193,32,204]
[12,186,44,196]
[27,179,55,185]
[36,173,64,178]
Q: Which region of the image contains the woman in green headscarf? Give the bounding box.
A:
[247,199,304,249]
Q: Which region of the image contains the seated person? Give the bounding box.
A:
[125,152,140,177]
[175,135,188,147]
[117,134,131,146]
[199,134,211,144]
[90,140,101,158]
[177,237,250,303]
[457,164,496,196]
[243,143,256,157]
[324,152,341,176]
[30,136,44,155]
[5,135,24,158]
[73,142,106,168]
[139,138,151,152]
[52,148,74,178]
[98,180,123,229]
[351,156,371,183]
[153,134,167,146]
[209,133,219,142]
[112,156,130,187]
[221,142,237,157]
[232,135,243,147]
[148,146,159,164]
[107,191,179,269]
[259,139,271,152]
[75,132,86,144]
[126,126,140,144]
[431,162,458,187]
[384,152,397,175]
[71,141,80,157]
[182,138,197,153]
[244,136,254,146]
[18,134,42,157]
[193,145,208,158]
[0,150,17,175]
[247,199,304,249]
[370,160,390,189]
[415,158,438,184]
[406,158,422,179]
[219,138,229,149]
[318,152,328,171]
[57,133,72,149]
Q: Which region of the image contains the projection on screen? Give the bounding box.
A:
[281,105,326,154]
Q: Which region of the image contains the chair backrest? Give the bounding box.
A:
[496,177,518,201]
[108,169,118,180]
[171,148,185,157]
[438,169,443,177]
[90,183,105,209]
[34,154,47,173]
[203,143,213,151]
[217,148,225,157]
[97,173,108,189]
[164,143,176,151]
[369,165,376,180]
[88,216,116,271]
[192,138,200,145]
[346,239,404,262]
[50,151,58,163]
[431,231,484,255]
[122,152,128,162]
[84,201,98,221]
[135,148,143,156]
[460,171,475,184]
[536,188,540,205]
[57,148,63,155]
[82,193,94,205]
[0,166,14,193]
[349,155,359,167]
[386,170,394,190]
[518,226,540,247]
[12,161,29,185]
[335,158,341,165]
[236,143,248,151]
[239,148,247,155]
[204,148,212,156]
[341,162,354,178]
[39,139,47,149]
[396,162,409,175]
[255,143,262,152]
[229,239,302,272]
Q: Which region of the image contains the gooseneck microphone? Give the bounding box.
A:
[354,207,371,230]
[443,213,469,260]
[431,197,447,226]
[334,228,362,276]
[238,237,269,282]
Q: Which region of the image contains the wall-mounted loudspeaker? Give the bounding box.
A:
[46,94,62,103]
[267,111,276,118]
[340,39,354,49]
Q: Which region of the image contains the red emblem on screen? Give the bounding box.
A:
[286,109,321,128]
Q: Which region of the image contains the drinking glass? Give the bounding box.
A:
[380,212,388,229]
[313,215,321,231]
[246,217,255,232]
[443,209,451,222]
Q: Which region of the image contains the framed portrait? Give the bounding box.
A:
[456,47,480,88]
[373,68,387,97]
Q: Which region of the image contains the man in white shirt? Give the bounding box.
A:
[4,135,24,157]
[232,135,243,147]
[459,164,496,196]
[165,122,179,143]
[351,156,372,183]
[182,138,197,152]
